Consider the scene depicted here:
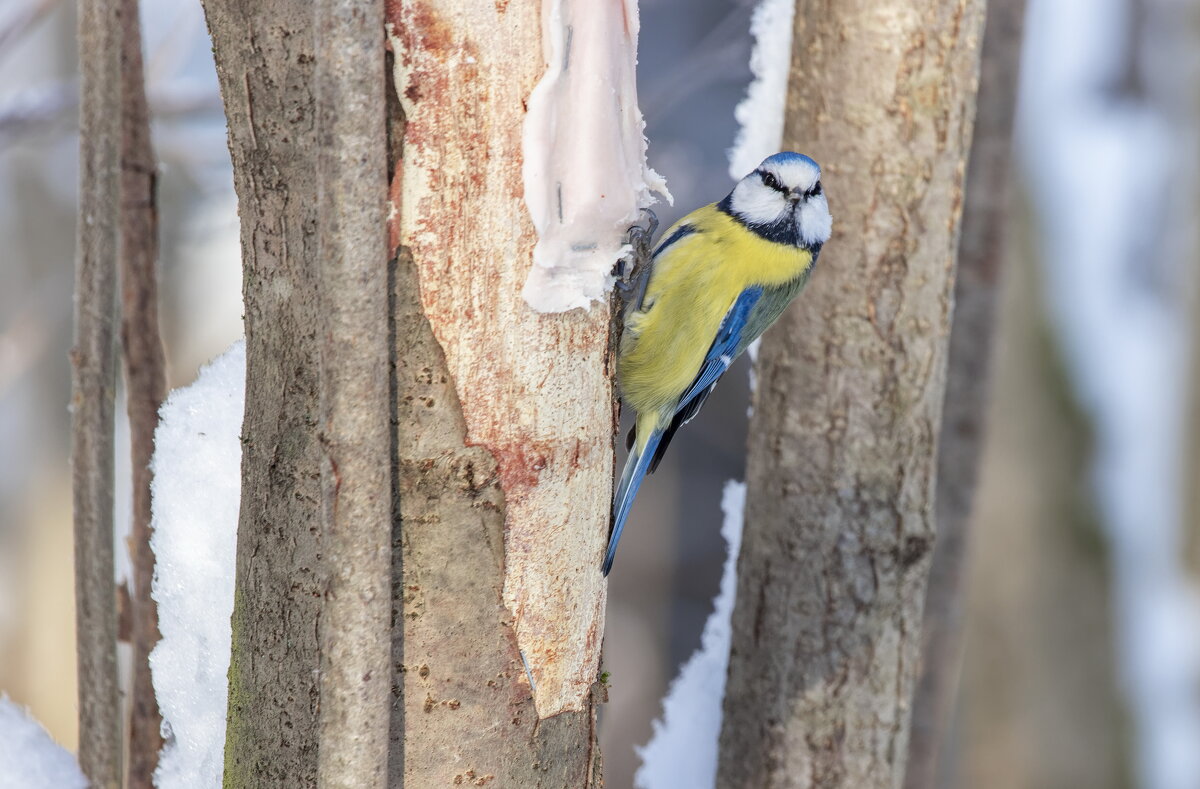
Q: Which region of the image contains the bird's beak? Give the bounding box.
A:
[787,190,802,203]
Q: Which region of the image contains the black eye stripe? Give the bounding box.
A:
[759,170,784,192]
[805,182,823,198]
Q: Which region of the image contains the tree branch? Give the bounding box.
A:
[73,0,123,782]
[313,0,392,785]
[117,0,167,783]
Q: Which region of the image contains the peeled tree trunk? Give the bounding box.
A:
[718,2,987,787]
[204,0,615,783]
[385,1,615,783]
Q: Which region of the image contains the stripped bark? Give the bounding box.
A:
[904,2,1026,786]
[73,0,123,782]
[200,1,325,784]
[384,0,610,783]
[313,0,392,786]
[387,0,611,722]
[117,0,168,782]
[717,1,987,787]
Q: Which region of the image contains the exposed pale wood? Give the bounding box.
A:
[313,0,392,785]
[904,2,1026,786]
[387,0,611,721]
[117,0,168,782]
[73,0,123,781]
[717,1,987,787]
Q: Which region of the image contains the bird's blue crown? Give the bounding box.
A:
[761,151,820,172]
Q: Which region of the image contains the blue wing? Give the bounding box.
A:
[643,286,762,475]
[675,286,762,412]
[604,286,764,576]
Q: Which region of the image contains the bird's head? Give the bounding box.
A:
[723,152,832,248]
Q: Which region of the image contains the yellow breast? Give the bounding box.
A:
[618,204,813,421]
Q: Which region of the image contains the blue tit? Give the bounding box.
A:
[603,152,832,575]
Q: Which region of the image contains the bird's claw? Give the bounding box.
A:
[616,209,658,310]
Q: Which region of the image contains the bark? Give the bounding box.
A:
[117,0,167,782]
[385,0,611,784]
[313,0,392,786]
[73,0,124,783]
[717,2,986,787]
[203,0,610,781]
[200,1,325,784]
[904,2,1025,786]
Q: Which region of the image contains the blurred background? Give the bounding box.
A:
[2,0,1199,787]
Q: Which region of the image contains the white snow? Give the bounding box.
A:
[0,696,86,789]
[149,340,244,789]
[727,0,795,181]
[1018,1,1200,787]
[634,481,745,789]
[521,0,671,312]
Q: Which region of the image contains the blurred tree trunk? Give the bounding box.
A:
[717,2,986,787]
[203,0,612,784]
[73,0,123,783]
[954,213,1132,789]
[904,2,1026,786]
[117,0,167,783]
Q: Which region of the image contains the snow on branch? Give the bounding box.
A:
[149,341,244,789]
[635,482,745,789]
[727,0,794,180]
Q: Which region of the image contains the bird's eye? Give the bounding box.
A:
[808,181,823,198]
[760,171,782,192]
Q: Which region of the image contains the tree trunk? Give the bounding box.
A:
[954,213,1132,789]
[118,0,168,782]
[204,0,612,783]
[313,0,393,786]
[384,1,611,784]
[73,0,123,782]
[904,1,1025,785]
[717,2,986,787]
[200,1,326,784]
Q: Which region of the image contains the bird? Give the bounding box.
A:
[603,152,832,575]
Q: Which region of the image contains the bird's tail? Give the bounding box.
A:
[603,419,663,576]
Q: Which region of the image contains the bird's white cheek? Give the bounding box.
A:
[799,195,832,245]
[731,181,788,225]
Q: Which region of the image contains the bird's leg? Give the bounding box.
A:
[615,208,658,312]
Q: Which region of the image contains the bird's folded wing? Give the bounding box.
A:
[674,285,763,413]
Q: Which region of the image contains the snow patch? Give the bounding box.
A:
[634,481,745,789]
[149,340,244,789]
[0,697,86,789]
[727,0,795,181]
[521,0,670,312]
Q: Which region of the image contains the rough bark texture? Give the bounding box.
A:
[383,0,609,784]
[73,0,123,783]
[118,0,168,782]
[313,0,392,786]
[200,1,325,785]
[717,2,986,788]
[387,0,612,722]
[904,2,1025,786]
